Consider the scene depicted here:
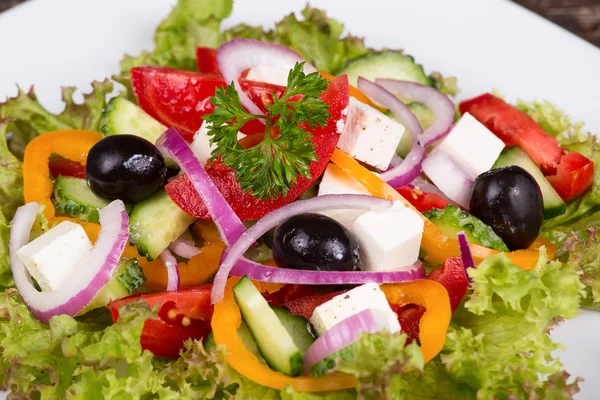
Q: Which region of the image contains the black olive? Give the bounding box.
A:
[86,135,167,203]
[272,214,360,272]
[470,166,544,251]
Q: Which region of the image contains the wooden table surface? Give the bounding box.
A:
[0,0,599,47]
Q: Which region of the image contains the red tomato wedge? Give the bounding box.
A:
[396,186,452,213]
[131,67,288,142]
[547,151,595,200]
[110,285,213,358]
[196,47,220,74]
[48,154,86,179]
[459,93,564,175]
[165,76,350,221]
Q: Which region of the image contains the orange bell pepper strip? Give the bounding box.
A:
[212,277,357,392]
[24,130,102,221]
[330,149,546,270]
[212,278,451,391]
[319,71,383,111]
[381,280,451,363]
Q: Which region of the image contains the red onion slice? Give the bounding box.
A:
[422,151,473,209]
[375,79,455,148]
[211,194,394,303]
[217,38,316,115]
[10,201,129,324]
[169,231,200,259]
[157,127,246,246]
[304,309,386,369]
[160,248,181,292]
[357,78,425,189]
[229,254,425,285]
[457,231,475,281]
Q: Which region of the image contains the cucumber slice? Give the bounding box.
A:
[204,323,266,363]
[233,276,304,376]
[338,51,431,88]
[493,147,566,219]
[53,175,110,223]
[129,190,195,260]
[79,258,145,315]
[100,97,167,143]
[272,306,315,353]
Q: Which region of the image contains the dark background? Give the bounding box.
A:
[0,0,599,47]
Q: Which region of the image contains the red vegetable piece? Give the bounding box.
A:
[165,76,350,221]
[264,284,318,306]
[109,285,214,358]
[49,154,86,179]
[427,256,469,312]
[547,152,595,201]
[392,304,425,343]
[459,93,564,175]
[282,290,348,320]
[196,47,220,74]
[396,186,452,212]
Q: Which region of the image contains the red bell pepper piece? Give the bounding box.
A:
[110,285,213,358]
[427,257,469,312]
[196,47,220,74]
[282,290,348,320]
[547,151,595,201]
[459,93,564,175]
[396,186,452,213]
[165,76,350,221]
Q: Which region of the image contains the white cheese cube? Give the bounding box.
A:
[191,122,246,166]
[16,221,93,292]
[309,283,400,336]
[435,112,505,180]
[317,164,371,229]
[337,98,406,171]
[246,65,289,86]
[352,201,424,272]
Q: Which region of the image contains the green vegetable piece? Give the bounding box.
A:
[53,175,111,223]
[424,205,509,252]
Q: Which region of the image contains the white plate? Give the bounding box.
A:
[1,0,599,398]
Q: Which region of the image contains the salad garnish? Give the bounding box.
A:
[0,0,598,397]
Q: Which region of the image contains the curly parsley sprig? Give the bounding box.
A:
[203,62,330,200]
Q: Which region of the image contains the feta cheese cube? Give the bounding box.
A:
[352,201,424,272]
[191,122,246,166]
[316,164,371,229]
[246,65,289,86]
[337,98,406,171]
[16,221,93,291]
[435,112,505,180]
[309,283,400,336]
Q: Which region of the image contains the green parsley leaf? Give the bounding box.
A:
[204,62,330,200]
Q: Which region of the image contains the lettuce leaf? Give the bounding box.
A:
[0,80,114,159]
[0,120,23,220]
[442,251,584,398]
[562,228,600,309]
[516,99,584,139]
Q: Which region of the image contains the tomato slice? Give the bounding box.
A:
[396,186,452,212]
[196,47,220,74]
[282,290,348,320]
[165,76,350,221]
[110,285,213,358]
[427,257,468,312]
[48,154,87,179]
[547,151,595,201]
[459,93,564,175]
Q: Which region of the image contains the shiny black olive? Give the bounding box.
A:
[86,135,167,202]
[470,166,544,251]
[272,214,360,272]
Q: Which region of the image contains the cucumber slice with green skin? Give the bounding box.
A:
[493,147,566,219]
[79,258,145,315]
[387,103,435,158]
[272,306,315,353]
[424,205,510,252]
[129,190,196,260]
[338,51,431,88]
[53,175,110,223]
[233,276,304,377]
[100,97,177,169]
